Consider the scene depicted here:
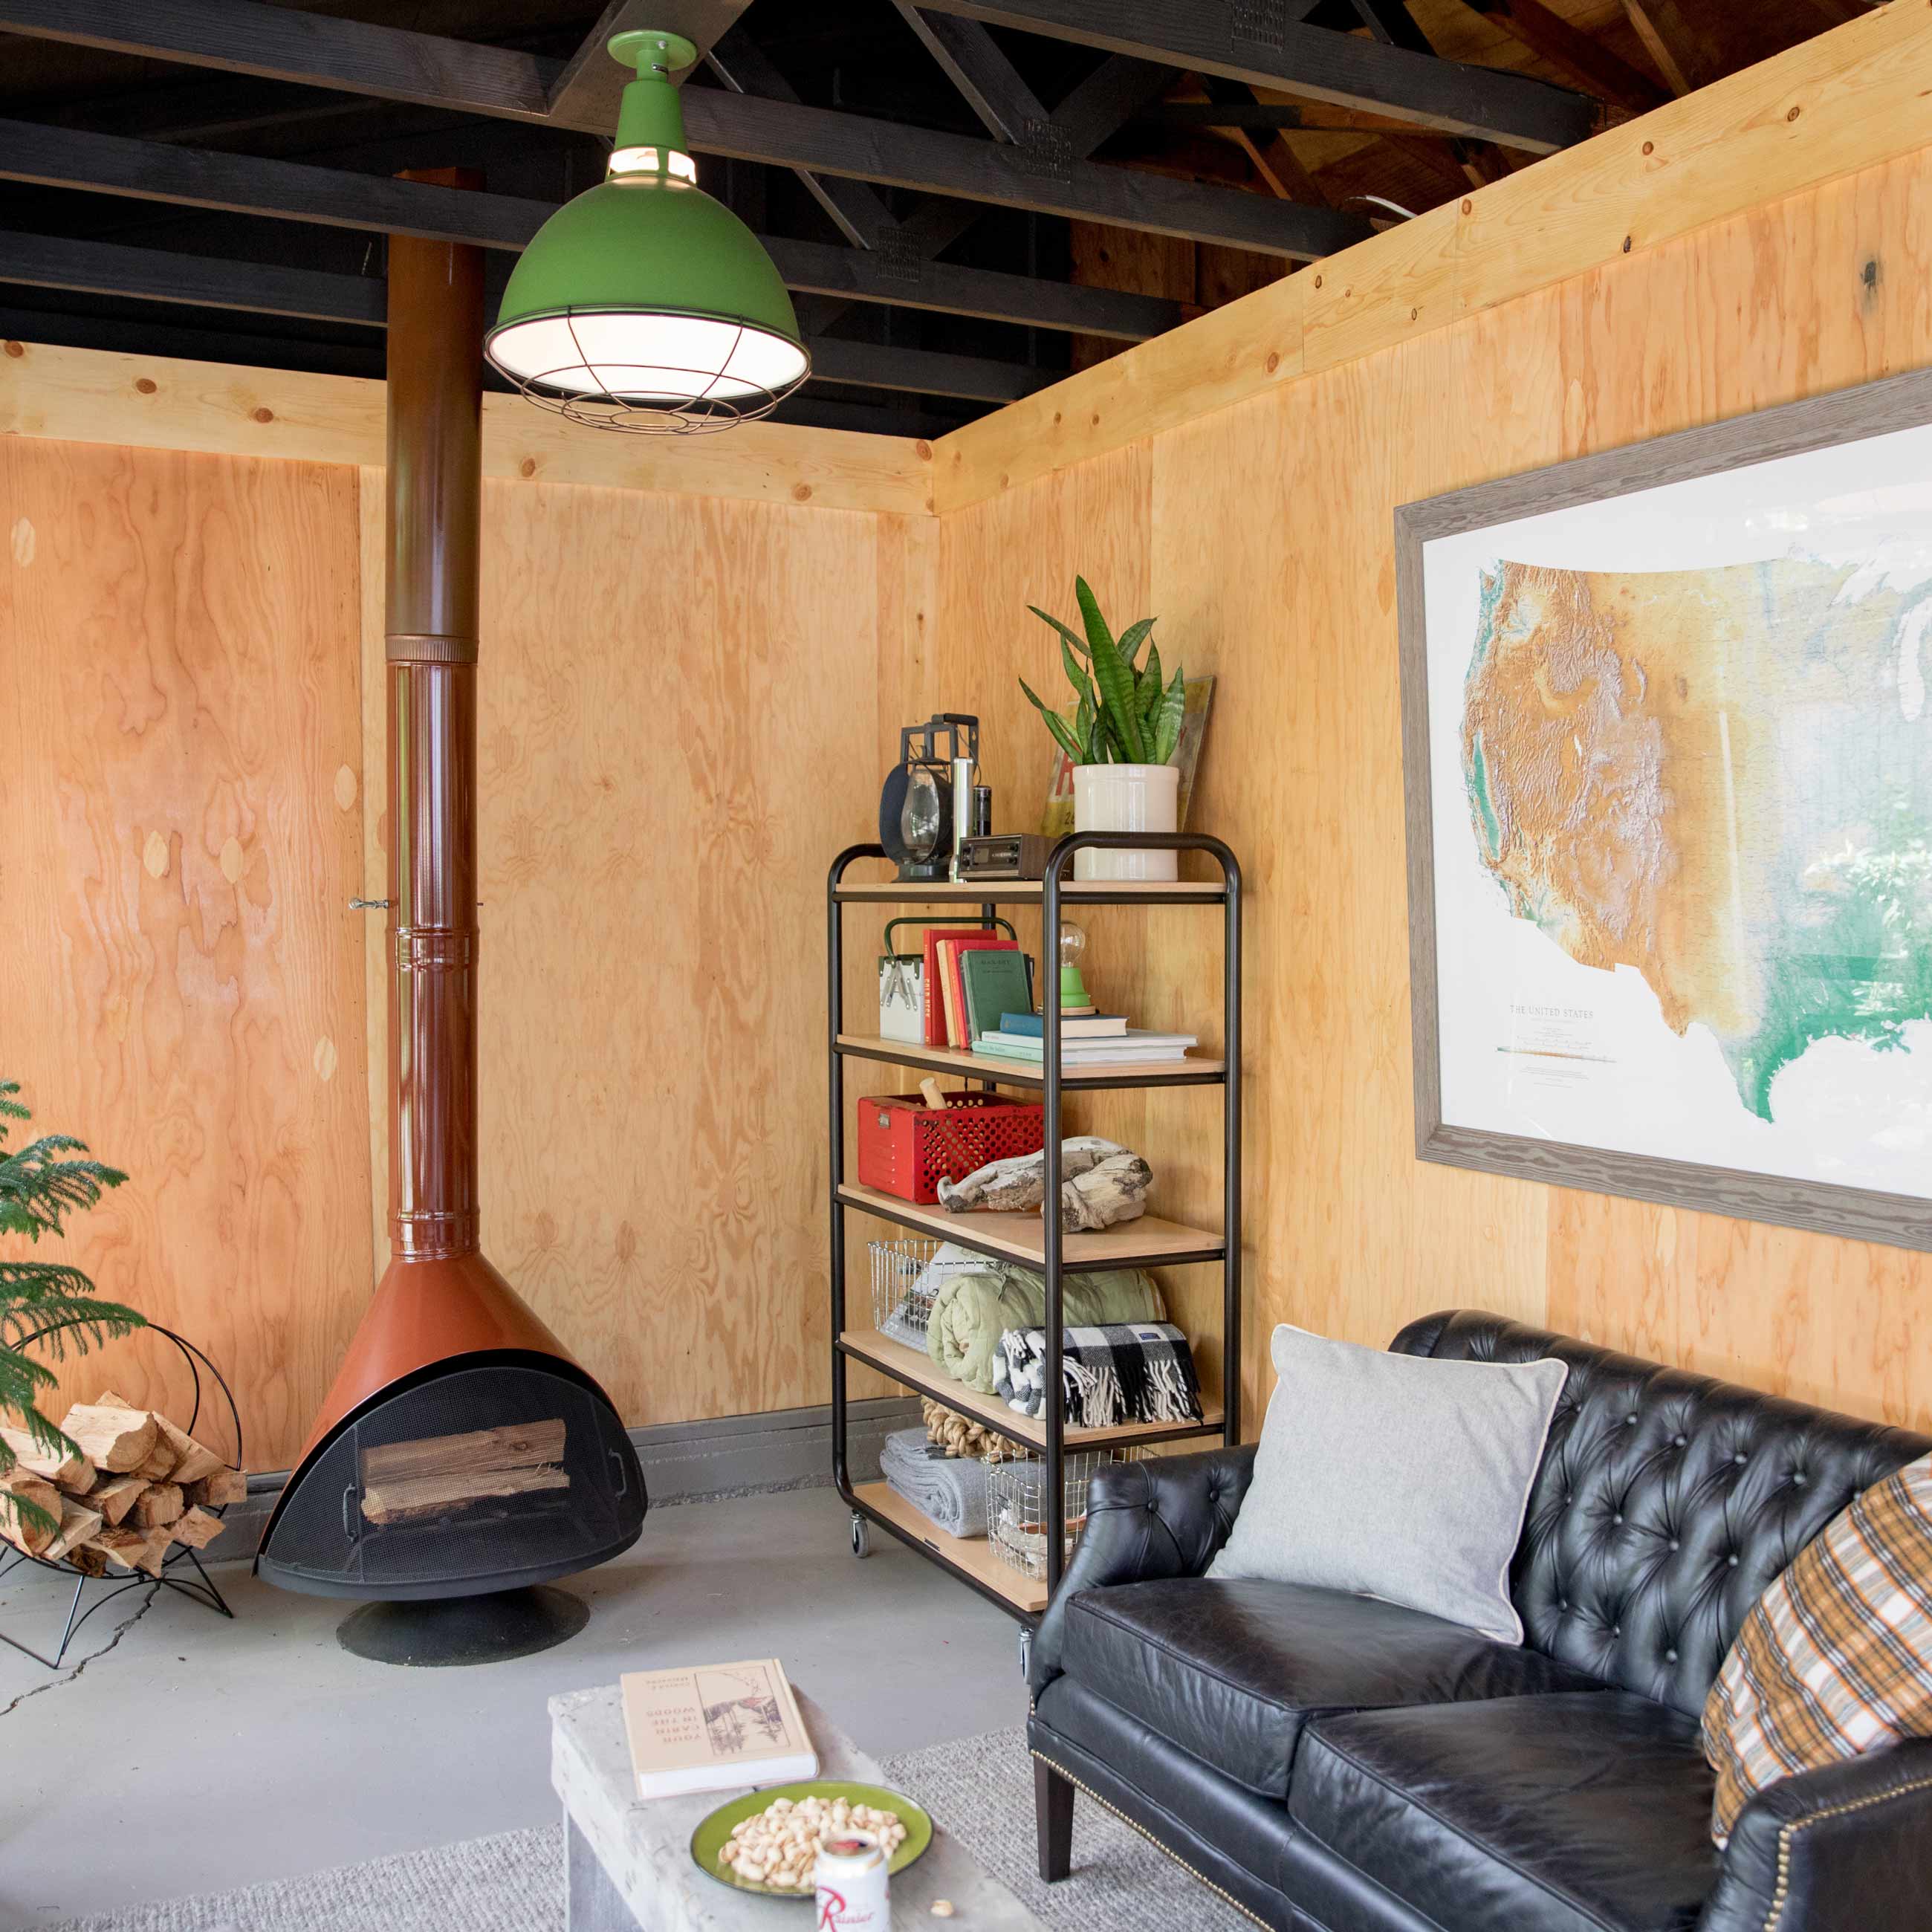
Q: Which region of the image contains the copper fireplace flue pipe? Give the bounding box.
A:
[386,170,484,1262]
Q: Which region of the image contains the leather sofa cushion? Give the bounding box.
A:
[1290,1693,1721,1932]
[1059,1576,1607,1799]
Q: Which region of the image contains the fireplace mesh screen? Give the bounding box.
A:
[259,1359,644,1598]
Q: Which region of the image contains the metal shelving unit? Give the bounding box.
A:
[826,832,1242,1646]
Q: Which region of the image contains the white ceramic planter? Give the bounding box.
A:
[1072,762,1180,881]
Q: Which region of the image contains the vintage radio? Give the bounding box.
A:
[957,833,1051,881]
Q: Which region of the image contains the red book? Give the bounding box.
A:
[923,931,1019,1048]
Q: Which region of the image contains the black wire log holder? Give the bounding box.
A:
[0,1323,244,1670]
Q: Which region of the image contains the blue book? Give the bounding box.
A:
[999,1011,1128,1039]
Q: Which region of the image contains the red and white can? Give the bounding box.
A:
[813,1830,889,1930]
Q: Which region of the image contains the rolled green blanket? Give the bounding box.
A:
[918,1245,1165,1393]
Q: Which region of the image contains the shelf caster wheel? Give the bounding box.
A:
[1017,1626,1034,1680]
[850,1512,871,1559]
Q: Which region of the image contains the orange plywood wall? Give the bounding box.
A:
[930,145,1932,1437]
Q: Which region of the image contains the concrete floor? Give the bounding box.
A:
[0,1488,1029,1929]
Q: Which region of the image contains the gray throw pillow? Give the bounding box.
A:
[1207,1323,1566,1644]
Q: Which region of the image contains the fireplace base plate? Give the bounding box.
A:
[336,1583,589,1667]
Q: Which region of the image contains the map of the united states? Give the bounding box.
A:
[1461,557,1932,1121]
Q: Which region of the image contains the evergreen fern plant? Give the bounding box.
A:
[0,1081,143,1541]
[1020,575,1187,768]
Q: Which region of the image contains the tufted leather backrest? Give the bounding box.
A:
[1392,1310,1932,1717]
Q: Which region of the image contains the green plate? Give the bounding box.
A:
[690,1780,933,1901]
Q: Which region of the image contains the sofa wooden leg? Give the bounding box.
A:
[1035,1758,1074,1882]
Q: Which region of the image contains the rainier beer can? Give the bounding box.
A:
[813,1829,889,1930]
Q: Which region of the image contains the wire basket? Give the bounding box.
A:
[869,1236,941,1339]
[988,1450,1142,1582]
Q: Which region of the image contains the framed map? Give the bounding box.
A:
[1397,372,1932,1252]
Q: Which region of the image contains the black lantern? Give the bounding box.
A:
[878,715,978,882]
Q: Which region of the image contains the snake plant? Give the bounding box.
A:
[1020,577,1187,768]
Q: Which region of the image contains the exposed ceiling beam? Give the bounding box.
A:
[1043,51,1176,154]
[1452,0,1667,114]
[1196,77,1329,207]
[0,0,1367,255]
[0,120,1176,340]
[1618,0,1727,95]
[908,0,1603,152]
[1349,0,1436,57]
[889,3,1050,142]
[0,226,387,325]
[545,0,754,123]
[0,228,1050,403]
[675,90,1368,256]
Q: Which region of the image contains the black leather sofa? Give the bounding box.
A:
[1028,1310,1932,1932]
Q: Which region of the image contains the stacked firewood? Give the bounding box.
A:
[0,1390,245,1578]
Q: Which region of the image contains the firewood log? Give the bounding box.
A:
[88,1474,147,1526]
[65,1543,108,1577]
[169,1505,224,1551]
[0,1424,95,1491]
[84,1525,154,1572]
[0,1471,64,1557]
[152,1418,224,1487]
[132,1441,178,1482]
[360,1462,569,1526]
[134,1526,172,1576]
[60,1404,158,1474]
[360,1419,565,1485]
[185,1467,247,1508]
[44,1499,104,1561]
[132,1482,184,1530]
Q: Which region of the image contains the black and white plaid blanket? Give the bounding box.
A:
[992,1322,1205,1428]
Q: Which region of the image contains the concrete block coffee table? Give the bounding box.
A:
[551,1684,1049,1931]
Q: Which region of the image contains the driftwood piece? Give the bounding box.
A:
[186,1467,247,1508]
[60,1404,158,1474]
[0,1424,94,1491]
[0,1471,64,1556]
[88,1474,148,1526]
[133,1482,184,1531]
[169,1505,224,1550]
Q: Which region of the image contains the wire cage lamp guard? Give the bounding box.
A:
[0,1323,244,1670]
[493,310,808,435]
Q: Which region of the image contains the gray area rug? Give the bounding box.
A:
[44,1728,1248,1932]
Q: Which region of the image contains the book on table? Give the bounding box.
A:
[975,1028,1199,1063]
[997,1011,1128,1039]
[620,1657,817,1800]
[959,947,1035,1047]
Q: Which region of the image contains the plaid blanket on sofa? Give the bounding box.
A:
[992,1322,1205,1429]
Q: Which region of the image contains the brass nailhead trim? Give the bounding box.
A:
[1762,1770,1932,1931]
[1030,1749,1273,1932]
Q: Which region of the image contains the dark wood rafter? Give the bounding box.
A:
[1452,0,1669,114]
[0,0,1368,255]
[0,227,1050,401]
[545,0,754,123]
[907,0,1604,151]
[0,120,1181,341]
[887,2,1049,142]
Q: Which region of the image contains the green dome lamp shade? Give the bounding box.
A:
[484,30,809,433]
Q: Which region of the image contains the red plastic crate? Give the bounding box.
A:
[855,1091,1046,1205]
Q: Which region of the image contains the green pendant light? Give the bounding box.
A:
[485,30,809,433]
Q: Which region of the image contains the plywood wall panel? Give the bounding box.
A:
[938,142,1932,1436]
[0,439,370,1469]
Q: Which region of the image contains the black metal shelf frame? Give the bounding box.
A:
[826,830,1242,1623]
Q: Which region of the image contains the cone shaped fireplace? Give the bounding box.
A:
[257,177,646,1653]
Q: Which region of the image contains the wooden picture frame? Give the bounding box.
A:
[1396,369,1932,1254]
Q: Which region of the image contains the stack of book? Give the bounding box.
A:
[975,1011,1198,1067]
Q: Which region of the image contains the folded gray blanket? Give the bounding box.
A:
[879,1426,989,1538]
[993,1323,1205,1430]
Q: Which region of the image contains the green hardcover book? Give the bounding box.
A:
[960,947,1035,1048]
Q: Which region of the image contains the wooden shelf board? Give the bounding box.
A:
[841,1329,1223,1453]
[837,1034,1225,1089]
[834,879,1224,903]
[835,1183,1226,1268]
[852,1479,1047,1615]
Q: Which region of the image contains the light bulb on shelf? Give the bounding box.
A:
[1057,920,1092,1011]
